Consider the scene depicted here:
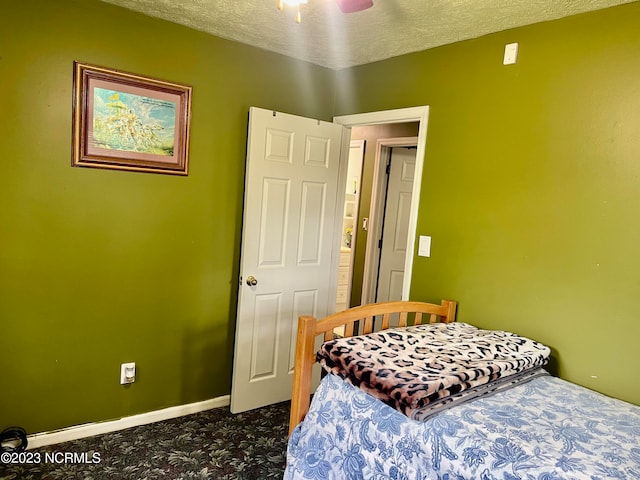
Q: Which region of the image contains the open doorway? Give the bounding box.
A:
[335,140,364,313]
[332,106,429,311]
[371,144,418,304]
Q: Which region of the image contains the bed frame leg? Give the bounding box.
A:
[288,315,316,437]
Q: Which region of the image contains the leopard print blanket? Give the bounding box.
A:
[317,322,550,419]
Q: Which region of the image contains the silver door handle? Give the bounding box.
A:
[246,275,258,286]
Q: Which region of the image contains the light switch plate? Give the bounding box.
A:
[503,42,519,65]
[418,236,431,257]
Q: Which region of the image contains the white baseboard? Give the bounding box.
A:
[27,395,231,450]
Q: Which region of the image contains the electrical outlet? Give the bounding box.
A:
[120,362,136,385]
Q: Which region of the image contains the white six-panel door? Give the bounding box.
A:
[230,107,345,413]
[376,147,416,303]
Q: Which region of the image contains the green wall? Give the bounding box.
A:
[336,2,640,405]
[0,0,335,433]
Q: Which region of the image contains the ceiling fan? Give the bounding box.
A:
[277,0,374,23]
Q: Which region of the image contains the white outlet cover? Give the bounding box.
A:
[120,362,136,385]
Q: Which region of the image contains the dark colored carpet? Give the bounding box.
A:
[0,401,290,480]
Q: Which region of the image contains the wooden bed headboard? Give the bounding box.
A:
[288,299,457,436]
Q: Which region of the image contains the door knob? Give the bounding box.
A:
[246,275,258,286]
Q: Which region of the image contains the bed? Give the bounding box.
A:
[285,300,640,479]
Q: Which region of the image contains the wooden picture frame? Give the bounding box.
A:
[72,62,192,175]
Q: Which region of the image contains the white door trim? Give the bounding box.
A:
[362,137,418,305]
[333,106,429,301]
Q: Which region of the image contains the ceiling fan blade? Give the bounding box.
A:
[335,0,373,14]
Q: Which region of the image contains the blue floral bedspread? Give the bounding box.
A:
[285,373,640,479]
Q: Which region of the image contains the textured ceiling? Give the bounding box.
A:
[100,0,637,69]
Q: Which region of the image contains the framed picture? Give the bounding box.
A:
[72,62,192,175]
